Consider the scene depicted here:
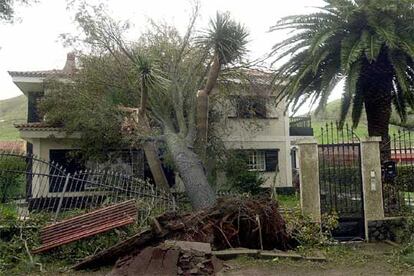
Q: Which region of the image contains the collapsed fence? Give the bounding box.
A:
[0,151,176,225]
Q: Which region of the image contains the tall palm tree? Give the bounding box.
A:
[271,0,414,154]
[196,12,248,156]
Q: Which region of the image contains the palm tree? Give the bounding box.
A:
[196,12,248,156]
[270,0,414,155]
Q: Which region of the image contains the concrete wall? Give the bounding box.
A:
[360,137,385,240]
[296,138,321,222]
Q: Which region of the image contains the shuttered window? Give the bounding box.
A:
[265,149,279,172]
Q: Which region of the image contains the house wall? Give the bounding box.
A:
[213,88,292,188]
[25,137,77,198]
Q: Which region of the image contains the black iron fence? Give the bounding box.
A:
[381,129,414,216]
[0,151,176,224]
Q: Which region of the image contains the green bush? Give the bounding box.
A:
[396,166,414,191]
[0,156,26,203]
[224,151,265,195]
[283,209,339,246]
[397,217,414,265]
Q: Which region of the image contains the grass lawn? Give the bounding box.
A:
[277,194,300,209]
[222,242,414,276]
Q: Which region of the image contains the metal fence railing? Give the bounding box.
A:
[0,151,176,224]
[381,129,414,216]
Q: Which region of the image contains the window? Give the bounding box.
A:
[247,150,266,171]
[236,96,267,118]
[246,149,279,172]
[49,149,85,192]
[28,92,44,123]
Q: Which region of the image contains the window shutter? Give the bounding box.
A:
[265,149,279,172]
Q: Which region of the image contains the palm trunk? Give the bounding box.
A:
[196,89,209,158]
[361,53,393,161]
[165,130,216,210]
[196,54,221,157]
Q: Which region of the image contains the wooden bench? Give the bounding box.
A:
[33,200,137,253]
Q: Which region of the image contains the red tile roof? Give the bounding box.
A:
[8,53,77,78]
[8,69,67,78]
[14,122,62,131]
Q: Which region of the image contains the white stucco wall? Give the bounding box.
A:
[213,89,293,188]
[24,137,78,198]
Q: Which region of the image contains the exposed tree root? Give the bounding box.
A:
[73,197,293,271]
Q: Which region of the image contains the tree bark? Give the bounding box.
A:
[195,54,221,157]
[196,90,209,158]
[165,131,216,210]
[360,53,393,161]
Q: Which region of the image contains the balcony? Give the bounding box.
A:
[289,116,314,136]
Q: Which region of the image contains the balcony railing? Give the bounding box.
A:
[289,116,313,136]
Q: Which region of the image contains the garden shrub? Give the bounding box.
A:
[395,166,414,191]
[283,209,338,246]
[224,151,265,195]
[0,156,26,203]
[396,217,414,265]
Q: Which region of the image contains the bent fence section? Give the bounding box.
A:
[0,151,176,225]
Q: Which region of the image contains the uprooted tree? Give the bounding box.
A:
[40,4,249,210]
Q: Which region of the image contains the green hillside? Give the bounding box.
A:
[0,95,27,141]
[312,99,409,139]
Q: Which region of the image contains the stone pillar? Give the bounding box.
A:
[360,137,384,241]
[297,138,321,222]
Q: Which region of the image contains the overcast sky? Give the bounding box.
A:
[0,0,342,111]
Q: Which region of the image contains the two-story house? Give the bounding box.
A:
[9,53,313,196]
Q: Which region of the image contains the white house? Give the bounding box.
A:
[9,53,313,197]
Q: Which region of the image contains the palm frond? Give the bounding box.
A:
[198,12,249,65]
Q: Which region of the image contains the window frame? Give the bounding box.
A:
[247,150,266,172]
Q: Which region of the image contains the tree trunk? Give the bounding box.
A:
[165,131,216,210]
[361,53,393,161]
[136,113,170,192]
[195,54,221,158]
[196,90,209,159]
[142,142,171,192]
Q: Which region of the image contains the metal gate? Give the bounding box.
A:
[318,123,365,240]
[381,129,414,216]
